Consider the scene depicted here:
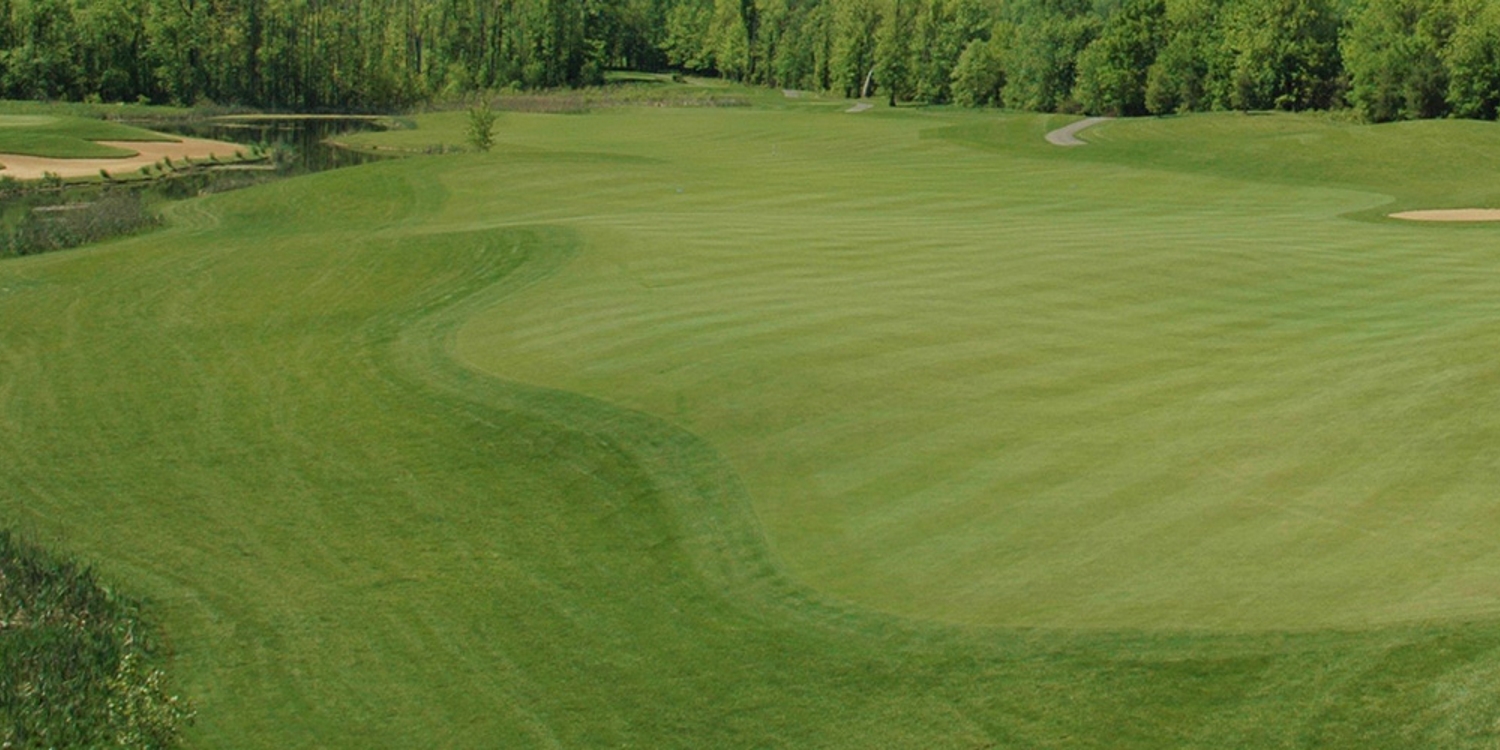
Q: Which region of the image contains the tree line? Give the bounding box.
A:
[1,0,1499,121]
[0,0,666,110]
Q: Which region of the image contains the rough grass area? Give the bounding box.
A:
[0,531,193,748]
[478,73,758,113]
[0,99,195,121]
[6,95,1500,747]
[0,191,161,257]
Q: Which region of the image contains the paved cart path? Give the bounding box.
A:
[1045,117,1112,146]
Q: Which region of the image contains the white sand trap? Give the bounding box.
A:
[0,137,247,180]
[1390,209,1500,222]
[845,102,873,113]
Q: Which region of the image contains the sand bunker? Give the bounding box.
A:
[0,137,247,180]
[1389,209,1500,222]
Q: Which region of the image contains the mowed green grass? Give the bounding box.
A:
[407,107,1500,631]
[0,113,174,158]
[5,99,1500,746]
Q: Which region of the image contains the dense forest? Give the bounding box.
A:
[1,0,1499,120]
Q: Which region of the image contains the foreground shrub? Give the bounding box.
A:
[0,530,193,748]
[0,191,161,259]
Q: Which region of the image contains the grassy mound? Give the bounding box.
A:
[5,97,1500,746]
[937,112,1500,217]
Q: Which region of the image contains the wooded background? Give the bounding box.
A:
[0,0,1495,120]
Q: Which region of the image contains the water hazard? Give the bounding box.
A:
[0,116,391,258]
[152,117,390,176]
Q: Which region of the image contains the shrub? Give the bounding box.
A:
[0,530,194,748]
[0,191,161,258]
[467,105,497,152]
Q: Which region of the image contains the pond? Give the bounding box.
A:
[0,116,391,258]
[151,116,390,176]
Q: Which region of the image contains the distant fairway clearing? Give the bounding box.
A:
[1390,208,1500,221]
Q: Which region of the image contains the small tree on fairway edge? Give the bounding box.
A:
[467,106,497,152]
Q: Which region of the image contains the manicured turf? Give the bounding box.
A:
[0,114,174,158]
[393,106,1500,631]
[6,97,1500,746]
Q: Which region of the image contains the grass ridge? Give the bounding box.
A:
[380,224,919,638]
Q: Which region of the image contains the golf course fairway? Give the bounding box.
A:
[6,97,1500,746]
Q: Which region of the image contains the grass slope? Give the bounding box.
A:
[4,100,1500,746]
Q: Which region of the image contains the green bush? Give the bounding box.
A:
[466,106,497,152]
[0,191,161,258]
[0,530,193,748]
